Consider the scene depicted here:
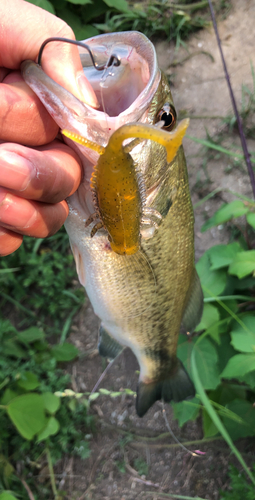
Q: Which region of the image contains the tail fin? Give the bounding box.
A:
[136,358,195,418]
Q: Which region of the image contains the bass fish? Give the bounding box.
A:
[22,32,203,417]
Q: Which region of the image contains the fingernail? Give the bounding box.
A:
[0,189,37,229]
[77,72,99,108]
[0,151,34,191]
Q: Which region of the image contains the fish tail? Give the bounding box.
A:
[136,358,195,418]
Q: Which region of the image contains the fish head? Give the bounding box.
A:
[21,32,180,220]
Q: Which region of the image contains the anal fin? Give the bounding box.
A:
[98,324,124,359]
[136,358,195,418]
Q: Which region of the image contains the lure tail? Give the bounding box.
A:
[136,358,195,418]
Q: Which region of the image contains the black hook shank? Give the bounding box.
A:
[37,37,121,71]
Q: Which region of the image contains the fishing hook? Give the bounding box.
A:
[37,36,121,71]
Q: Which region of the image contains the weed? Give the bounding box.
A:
[220,464,255,499]
[0,229,85,335]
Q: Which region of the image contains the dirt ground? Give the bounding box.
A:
[56,1,255,498]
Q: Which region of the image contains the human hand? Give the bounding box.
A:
[0,0,98,256]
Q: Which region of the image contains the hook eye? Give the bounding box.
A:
[37,37,121,71]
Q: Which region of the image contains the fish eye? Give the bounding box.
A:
[156,103,176,131]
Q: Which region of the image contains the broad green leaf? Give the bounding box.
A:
[51,343,79,361]
[0,493,18,500]
[58,8,98,39]
[201,201,249,232]
[17,372,40,391]
[207,242,241,270]
[103,0,130,13]
[202,408,219,437]
[247,211,255,229]
[196,304,220,343]
[216,333,236,374]
[17,327,45,344]
[26,0,55,14]
[222,399,255,439]
[193,338,220,390]
[196,252,227,298]
[241,370,255,388]
[7,394,46,440]
[37,416,60,442]
[172,397,200,427]
[230,316,255,353]
[81,0,108,23]
[1,389,18,406]
[221,354,255,378]
[177,334,194,376]
[42,392,61,414]
[3,339,26,359]
[229,250,255,278]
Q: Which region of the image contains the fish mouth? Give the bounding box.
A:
[22,32,161,146]
[21,32,161,219]
[80,32,160,122]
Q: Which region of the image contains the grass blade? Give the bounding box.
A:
[191,345,255,486]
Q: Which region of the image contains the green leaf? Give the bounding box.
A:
[221,354,255,378]
[196,252,227,298]
[216,333,236,373]
[230,316,255,353]
[67,0,92,4]
[89,392,99,401]
[196,304,220,343]
[1,389,18,406]
[99,388,111,395]
[103,0,130,13]
[58,8,98,39]
[0,493,19,500]
[172,397,200,427]
[222,399,255,439]
[207,242,241,270]
[201,201,249,232]
[17,372,40,391]
[41,392,61,414]
[229,250,255,278]
[241,370,255,389]
[37,416,60,442]
[51,343,79,361]
[247,211,255,229]
[17,327,45,344]
[7,394,46,440]
[193,338,220,390]
[2,339,27,359]
[202,408,219,437]
[26,0,55,14]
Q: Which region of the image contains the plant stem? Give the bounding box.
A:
[0,290,36,318]
[207,0,255,198]
[169,1,208,11]
[46,446,58,499]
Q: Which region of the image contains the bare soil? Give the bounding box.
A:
[55,1,255,498]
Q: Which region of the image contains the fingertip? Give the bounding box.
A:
[0,227,23,256]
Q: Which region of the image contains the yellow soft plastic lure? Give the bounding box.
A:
[62,118,189,255]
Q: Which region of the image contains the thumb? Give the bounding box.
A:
[0,0,98,107]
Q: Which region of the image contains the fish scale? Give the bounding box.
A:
[21,31,203,417]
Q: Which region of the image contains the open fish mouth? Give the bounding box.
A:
[21,32,161,146]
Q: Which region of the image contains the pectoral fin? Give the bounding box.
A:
[98,324,124,359]
[136,358,195,418]
[181,269,204,334]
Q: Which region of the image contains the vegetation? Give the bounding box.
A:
[1,0,255,498]
[27,0,221,45]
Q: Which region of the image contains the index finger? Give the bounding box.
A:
[0,0,98,107]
